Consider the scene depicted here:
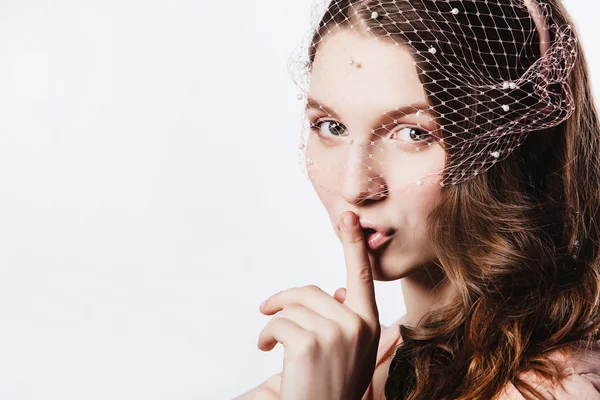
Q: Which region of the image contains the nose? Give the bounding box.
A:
[340,140,388,205]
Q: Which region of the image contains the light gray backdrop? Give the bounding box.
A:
[0,1,597,399]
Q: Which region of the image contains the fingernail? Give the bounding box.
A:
[259,300,267,310]
[343,213,356,230]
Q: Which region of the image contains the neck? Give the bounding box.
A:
[400,261,454,327]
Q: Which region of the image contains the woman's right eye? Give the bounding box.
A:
[310,120,348,138]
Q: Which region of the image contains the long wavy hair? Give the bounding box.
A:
[307,1,600,399]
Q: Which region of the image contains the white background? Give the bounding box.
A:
[0,1,597,399]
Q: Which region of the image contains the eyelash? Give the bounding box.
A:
[309,119,433,143]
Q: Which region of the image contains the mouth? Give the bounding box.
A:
[362,228,394,252]
[335,216,396,252]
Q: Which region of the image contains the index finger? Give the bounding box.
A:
[339,211,378,322]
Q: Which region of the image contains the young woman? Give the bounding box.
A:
[236,0,600,399]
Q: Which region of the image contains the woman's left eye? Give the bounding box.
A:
[391,127,432,143]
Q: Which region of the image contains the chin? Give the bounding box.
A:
[368,249,405,281]
[368,247,429,281]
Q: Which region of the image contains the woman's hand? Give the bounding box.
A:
[234,292,348,400]
[257,211,381,400]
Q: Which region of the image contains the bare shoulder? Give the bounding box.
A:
[495,371,600,400]
[495,342,600,400]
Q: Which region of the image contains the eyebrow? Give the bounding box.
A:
[305,97,435,126]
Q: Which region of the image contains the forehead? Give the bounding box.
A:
[308,28,427,115]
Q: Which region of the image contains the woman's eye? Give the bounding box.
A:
[311,120,348,138]
[309,121,432,144]
[391,127,432,143]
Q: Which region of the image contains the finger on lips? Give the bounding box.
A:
[256,210,380,357]
[339,211,379,324]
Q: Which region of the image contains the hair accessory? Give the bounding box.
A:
[290,0,578,199]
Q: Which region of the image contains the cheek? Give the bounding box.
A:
[402,184,441,250]
[413,186,441,223]
[312,181,336,216]
[385,145,446,188]
[312,182,344,239]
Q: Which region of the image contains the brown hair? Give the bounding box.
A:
[308,1,600,399]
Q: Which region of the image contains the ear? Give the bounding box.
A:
[522,0,567,122]
[523,0,551,56]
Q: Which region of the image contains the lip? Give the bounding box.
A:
[364,231,394,252]
[336,217,396,251]
[358,220,396,236]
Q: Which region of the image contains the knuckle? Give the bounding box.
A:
[347,234,364,244]
[291,333,319,358]
[269,315,285,329]
[322,324,343,345]
[261,315,281,337]
[348,315,368,338]
[357,264,373,283]
[303,284,321,294]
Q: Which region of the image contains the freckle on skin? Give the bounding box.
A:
[357,63,362,68]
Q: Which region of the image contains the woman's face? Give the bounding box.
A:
[305,28,445,281]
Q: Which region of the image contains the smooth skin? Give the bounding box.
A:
[236,211,380,400]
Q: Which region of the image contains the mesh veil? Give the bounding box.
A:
[288,0,578,199]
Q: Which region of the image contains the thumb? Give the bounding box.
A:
[333,287,346,303]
